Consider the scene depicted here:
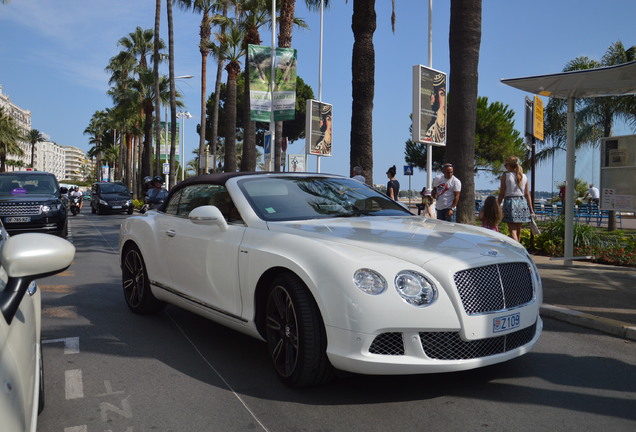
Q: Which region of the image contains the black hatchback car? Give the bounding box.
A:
[0,171,68,237]
[91,182,134,215]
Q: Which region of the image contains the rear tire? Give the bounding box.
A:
[121,245,165,314]
[265,273,333,387]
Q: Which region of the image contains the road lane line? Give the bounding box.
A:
[43,336,80,354]
[65,369,84,399]
[167,312,270,432]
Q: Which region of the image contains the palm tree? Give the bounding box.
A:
[153,0,163,177]
[177,0,228,175]
[221,22,246,172]
[209,1,233,173]
[236,0,270,172]
[541,41,636,230]
[28,129,45,169]
[446,0,482,223]
[349,0,378,186]
[85,110,109,180]
[0,108,26,172]
[167,0,179,187]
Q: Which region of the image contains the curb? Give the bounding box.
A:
[541,304,636,342]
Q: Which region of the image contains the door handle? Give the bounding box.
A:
[166,229,176,237]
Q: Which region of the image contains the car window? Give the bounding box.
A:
[99,184,128,194]
[238,176,411,221]
[0,175,57,196]
[165,184,243,223]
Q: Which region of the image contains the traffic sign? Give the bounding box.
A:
[403,165,414,176]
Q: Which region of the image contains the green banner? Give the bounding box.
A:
[248,45,297,122]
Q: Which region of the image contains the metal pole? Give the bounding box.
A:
[180,113,185,182]
[426,0,433,191]
[316,0,324,174]
[268,0,276,172]
[564,97,576,265]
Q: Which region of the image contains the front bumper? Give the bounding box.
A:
[324,317,542,375]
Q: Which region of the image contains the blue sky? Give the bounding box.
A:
[1,0,635,193]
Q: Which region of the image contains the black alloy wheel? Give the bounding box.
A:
[121,245,165,314]
[265,273,333,387]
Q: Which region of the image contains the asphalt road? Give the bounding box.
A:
[34,212,636,432]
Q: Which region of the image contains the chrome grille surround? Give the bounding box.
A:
[454,262,534,315]
[419,322,537,360]
[369,332,405,355]
[0,202,42,216]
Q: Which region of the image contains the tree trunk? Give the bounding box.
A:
[198,12,210,175]
[225,67,239,172]
[241,64,257,171]
[153,0,162,177]
[448,0,482,223]
[350,0,376,186]
[167,0,177,188]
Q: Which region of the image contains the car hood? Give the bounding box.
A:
[99,192,130,200]
[267,216,528,267]
[0,194,59,202]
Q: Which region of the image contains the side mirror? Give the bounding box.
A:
[188,205,228,232]
[0,234,75,324]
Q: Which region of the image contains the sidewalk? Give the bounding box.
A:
[533,254,636,341]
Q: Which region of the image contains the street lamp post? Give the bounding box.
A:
[163,75,193,188]
[177,111,192,181]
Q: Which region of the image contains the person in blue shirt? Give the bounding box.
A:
[145,176,168,210]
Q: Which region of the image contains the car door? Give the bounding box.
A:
[155,184,245,318]
[0,260,39,432]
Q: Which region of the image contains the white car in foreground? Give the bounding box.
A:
[119,173,542,387]
[0,232,75,431]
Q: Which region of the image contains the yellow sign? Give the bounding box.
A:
[533,95,544,141]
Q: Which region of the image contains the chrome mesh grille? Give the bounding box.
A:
[369,332,405,355]
[454,262,534,315]
[420,322,537,360]
[0,202,42,216]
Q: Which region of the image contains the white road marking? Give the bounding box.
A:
[43,336,80,354]
[65,369,84,399]
[168,312,270,432]
[64,426,87,432]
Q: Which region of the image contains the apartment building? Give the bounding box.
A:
[1,84,90,181]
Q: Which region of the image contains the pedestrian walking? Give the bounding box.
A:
[498,156,534,242]
[386,165,400,201]
[432,163,461,221]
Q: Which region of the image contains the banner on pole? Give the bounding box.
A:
[248,45,297,122]
[305,100,333,156]
[412,65,447,146]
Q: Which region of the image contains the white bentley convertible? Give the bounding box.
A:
[119,173,542,387]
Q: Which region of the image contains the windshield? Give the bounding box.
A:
[0,175,58,196]
[238,176,411,222]
[100,183,129,194]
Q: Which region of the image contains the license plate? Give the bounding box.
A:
[112,206,122,209]
[493,313,520,333]
[5,216,31,223]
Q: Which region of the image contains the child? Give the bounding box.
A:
[479,195,502,232]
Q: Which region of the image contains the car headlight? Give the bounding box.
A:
[353,269,387,295]
[395,270,437,307]
[100,199,108,205]
[41,202,62,213]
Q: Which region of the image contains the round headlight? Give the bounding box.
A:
[353,269,387,295]
[395,270,437,307]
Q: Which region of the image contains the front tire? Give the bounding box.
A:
[265,273,333,387]
[121,245,165,314]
